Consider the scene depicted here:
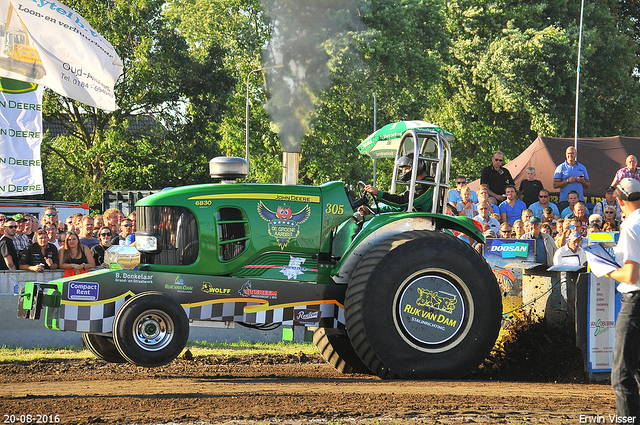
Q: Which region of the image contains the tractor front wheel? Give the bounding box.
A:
[113,292,189,367]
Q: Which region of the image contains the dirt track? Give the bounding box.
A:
[0,353,616,425]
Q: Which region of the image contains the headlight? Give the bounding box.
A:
[136,233,162,254]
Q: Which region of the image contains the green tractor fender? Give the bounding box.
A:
[332,212,484,284]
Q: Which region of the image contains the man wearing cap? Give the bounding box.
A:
[553,232,587,266]
[12,214,30,253]
[19,229,58,272]
[593,186,622,221]
[0,219,19,270]
[611,155,640,189]
[605,178,640,422]
[553,146,590,212]
[521,216,556,267]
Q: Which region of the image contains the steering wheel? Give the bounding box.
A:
[357,181,380,214]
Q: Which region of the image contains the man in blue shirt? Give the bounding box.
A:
[499,185,526,225]
[447,175,478,204]
[553,146,590,211]
[529,189,560,219]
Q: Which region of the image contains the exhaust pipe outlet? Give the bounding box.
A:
[282,152,299,185]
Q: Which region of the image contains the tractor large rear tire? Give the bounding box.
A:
[313,327,371,374]
[113,292,189,367]
[345,230,501,379]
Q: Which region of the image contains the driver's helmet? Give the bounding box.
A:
[396,153,426,182]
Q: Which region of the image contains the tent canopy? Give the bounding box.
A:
[468,136,640,203]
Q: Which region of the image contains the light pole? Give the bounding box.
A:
[245,65,283,166]
[574,0,585,152]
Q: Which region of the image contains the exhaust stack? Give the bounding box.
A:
[282,152,299,185]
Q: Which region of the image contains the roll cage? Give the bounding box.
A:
[388,130,452,213]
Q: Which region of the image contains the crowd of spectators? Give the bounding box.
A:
[0,206,135,274]
[448,148,640,268]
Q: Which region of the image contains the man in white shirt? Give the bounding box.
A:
[473,202,500,234]
[553,232,586,266]
[607,178,640,422]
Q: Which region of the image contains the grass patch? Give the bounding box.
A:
[186,340,316,357]
[0,345,89,362]
[0,341,316,362]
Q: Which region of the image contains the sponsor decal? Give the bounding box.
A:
[294,308,322,326]
[489,241,529,258]
[592,318,615,337]
[398,276,465,345]
[238,280,277,300]
[201,282,231,295]
[257,201,310,249]
[114,272,153,284]
[403,305,458,329]
[164,275,193,293]
[68,281,99,301]
[280,256,308,279]
[415,287,458,313]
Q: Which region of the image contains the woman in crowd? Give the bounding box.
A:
[59,231,95,277]
[602,205,620,232]
[91,226,112,268]
[512,219,525,238]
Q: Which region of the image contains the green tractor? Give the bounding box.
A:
[17,129,501,379]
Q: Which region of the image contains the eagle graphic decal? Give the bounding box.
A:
[257,201,311,249]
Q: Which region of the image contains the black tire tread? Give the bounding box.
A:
[313,327,371,374]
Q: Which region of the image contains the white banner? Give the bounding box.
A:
[0,77,43,196]
[0,0,123,111]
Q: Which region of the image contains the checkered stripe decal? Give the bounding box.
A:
[59,299,346,333]
[185,301,346,329]
[60,297,128,333]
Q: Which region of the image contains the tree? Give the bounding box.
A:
[41,0,234,207]
[430,0,640,180]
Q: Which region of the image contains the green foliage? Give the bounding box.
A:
[31,0,640,203]
[429,0,640,180]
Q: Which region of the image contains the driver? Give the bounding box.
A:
[364,153,433,212]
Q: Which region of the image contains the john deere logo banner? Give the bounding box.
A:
[0,76,43,196]
[257,201,310,249]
